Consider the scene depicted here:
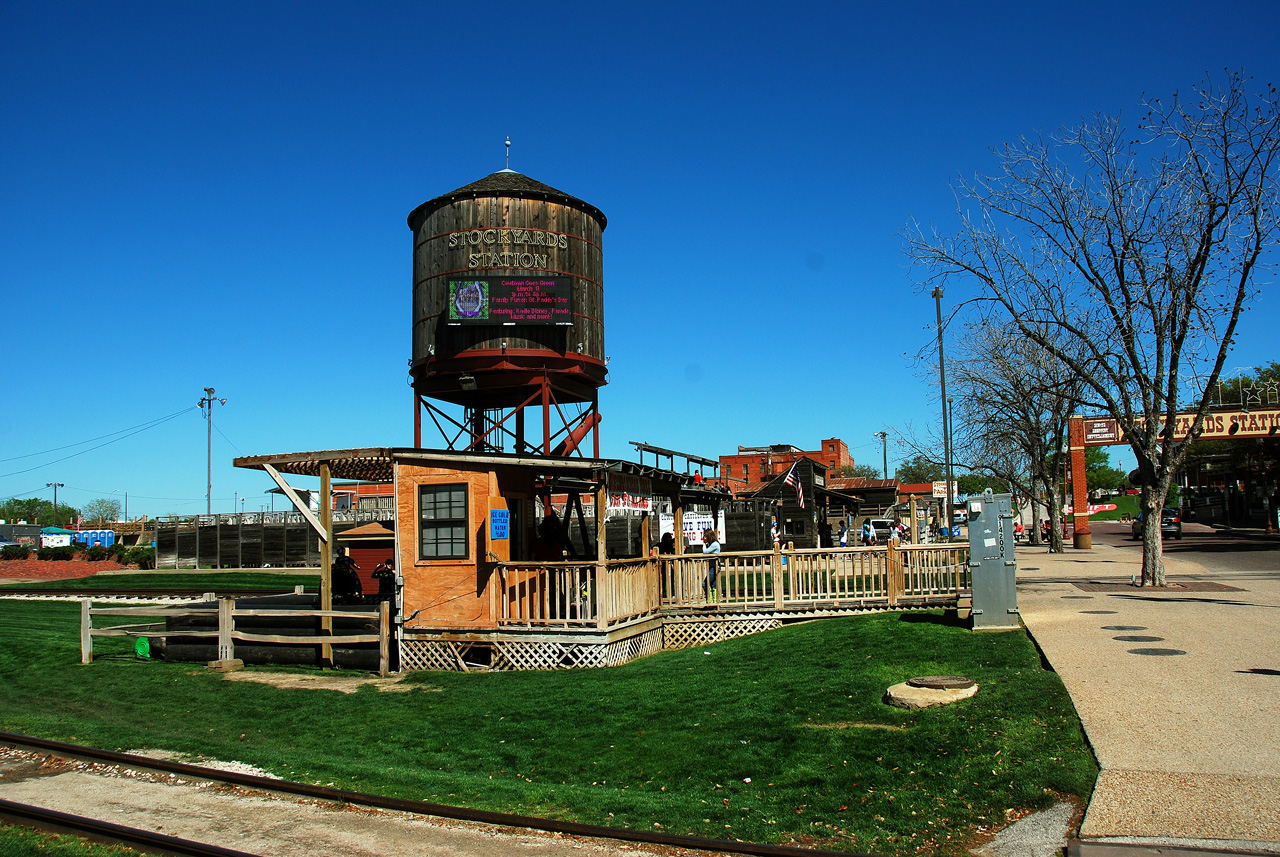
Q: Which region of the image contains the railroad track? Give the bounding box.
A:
[0,731,866,857]
[0,796,264,857]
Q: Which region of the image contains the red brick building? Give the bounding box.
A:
[719,439,853,490]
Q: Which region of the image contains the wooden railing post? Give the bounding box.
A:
[80,599,92,664]
[886,544,899,605]
[772,542,784,609]
[595,563,609,629]
[378,600,390,677]
[217,598,234,662]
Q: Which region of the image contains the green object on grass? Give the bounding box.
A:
[134,637,150,658]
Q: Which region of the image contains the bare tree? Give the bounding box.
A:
[80,498,122,526]
[907,72,1280,585]
[948,320,1085,552]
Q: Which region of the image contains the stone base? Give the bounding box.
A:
[207,658,244,673]
[884,680,978,709]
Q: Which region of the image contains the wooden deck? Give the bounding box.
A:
[399,543,971,672]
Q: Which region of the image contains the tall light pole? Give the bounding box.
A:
[198,387,227,515]
[46,482,64,526]
[932,288,953,527]
[874,431,888,479]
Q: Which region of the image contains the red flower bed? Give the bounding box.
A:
[0,559,128,581]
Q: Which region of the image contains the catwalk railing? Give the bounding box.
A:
[495,542,970,629]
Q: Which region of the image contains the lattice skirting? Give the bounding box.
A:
[663,615,783,651]
[400,628,665,673]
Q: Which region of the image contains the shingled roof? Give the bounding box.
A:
[407,170,607,230]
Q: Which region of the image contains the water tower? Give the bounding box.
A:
[407,169,607,455]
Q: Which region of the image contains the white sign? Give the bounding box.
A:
[659,512,727,547]
[607,473,652,513]
[932,480,956,498]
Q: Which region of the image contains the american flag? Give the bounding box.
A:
[783,463,804,509]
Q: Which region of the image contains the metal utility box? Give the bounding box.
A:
[966,490,1019,630]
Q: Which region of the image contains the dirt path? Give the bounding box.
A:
[0,748,719,857]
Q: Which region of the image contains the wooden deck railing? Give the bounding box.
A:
[496,542,970,629]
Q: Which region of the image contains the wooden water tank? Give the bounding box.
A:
[407,170,607,408]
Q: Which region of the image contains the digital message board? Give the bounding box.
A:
[446,277,573,325]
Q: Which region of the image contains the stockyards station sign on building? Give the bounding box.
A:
[1083,408,1280,446]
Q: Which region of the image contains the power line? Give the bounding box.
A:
[0,408,198,479]
[0,406,198,463]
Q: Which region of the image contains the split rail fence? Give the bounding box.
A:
[80,597,391,676]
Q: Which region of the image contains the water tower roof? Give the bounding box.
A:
[408,170,606,230]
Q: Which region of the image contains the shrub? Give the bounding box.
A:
[127,546,156,570]
[85,545,110,561]
[1,545,29,560]
[36,546,76,561]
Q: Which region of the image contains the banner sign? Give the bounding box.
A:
[607,473,652,513]
[1082,408,1280,445]
[446,277,573,325]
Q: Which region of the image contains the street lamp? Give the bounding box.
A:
[112,489,127,522]
[198,387,227,516]
[46,482,64,526]
[874,431,888,480]
[931,288,953,528]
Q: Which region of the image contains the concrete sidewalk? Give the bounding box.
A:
[1015,538,1280,851]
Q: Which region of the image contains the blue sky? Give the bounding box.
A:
[3,1,1278,518]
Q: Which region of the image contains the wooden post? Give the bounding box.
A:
[378,600,390,677]
[886,542,899,605]
[673,492,685,602]
[217,598,234,662]
[595,480,608,629]
[772,541,784,610]
[80,598,92,664]
[320,462,333,667]
[1068,415,1092,550]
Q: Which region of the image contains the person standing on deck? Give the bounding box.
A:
[702,527,721,604]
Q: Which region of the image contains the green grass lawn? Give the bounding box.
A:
[1090,495,1138,521]
[0,573,318,592]
[0,823,145,856]
[0,602,1096,855]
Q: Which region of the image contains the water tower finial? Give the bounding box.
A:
[505,136,510,170]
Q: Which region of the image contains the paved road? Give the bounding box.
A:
[1086,520,1280,577]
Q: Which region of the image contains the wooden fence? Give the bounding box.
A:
[80,597,391,676]
[496,542,970,629]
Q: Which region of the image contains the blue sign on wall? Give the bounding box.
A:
[490,509,509,540]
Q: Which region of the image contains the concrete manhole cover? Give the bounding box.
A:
[885,676,979,709]
[907,675,975,690]
[1113,635,1164,642]
[1128,648,1186,656]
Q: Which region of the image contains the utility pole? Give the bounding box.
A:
[46,482,64,526]
[198,387,227,515]
[932,288,953,527]
[874,431,888,480]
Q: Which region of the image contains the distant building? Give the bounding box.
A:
[718,438,853,491]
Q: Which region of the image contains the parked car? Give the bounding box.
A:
[1131,508,1182,540]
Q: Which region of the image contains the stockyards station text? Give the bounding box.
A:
[444,228,570,269]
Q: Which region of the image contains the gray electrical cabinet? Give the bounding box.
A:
[966,489,1019,630]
